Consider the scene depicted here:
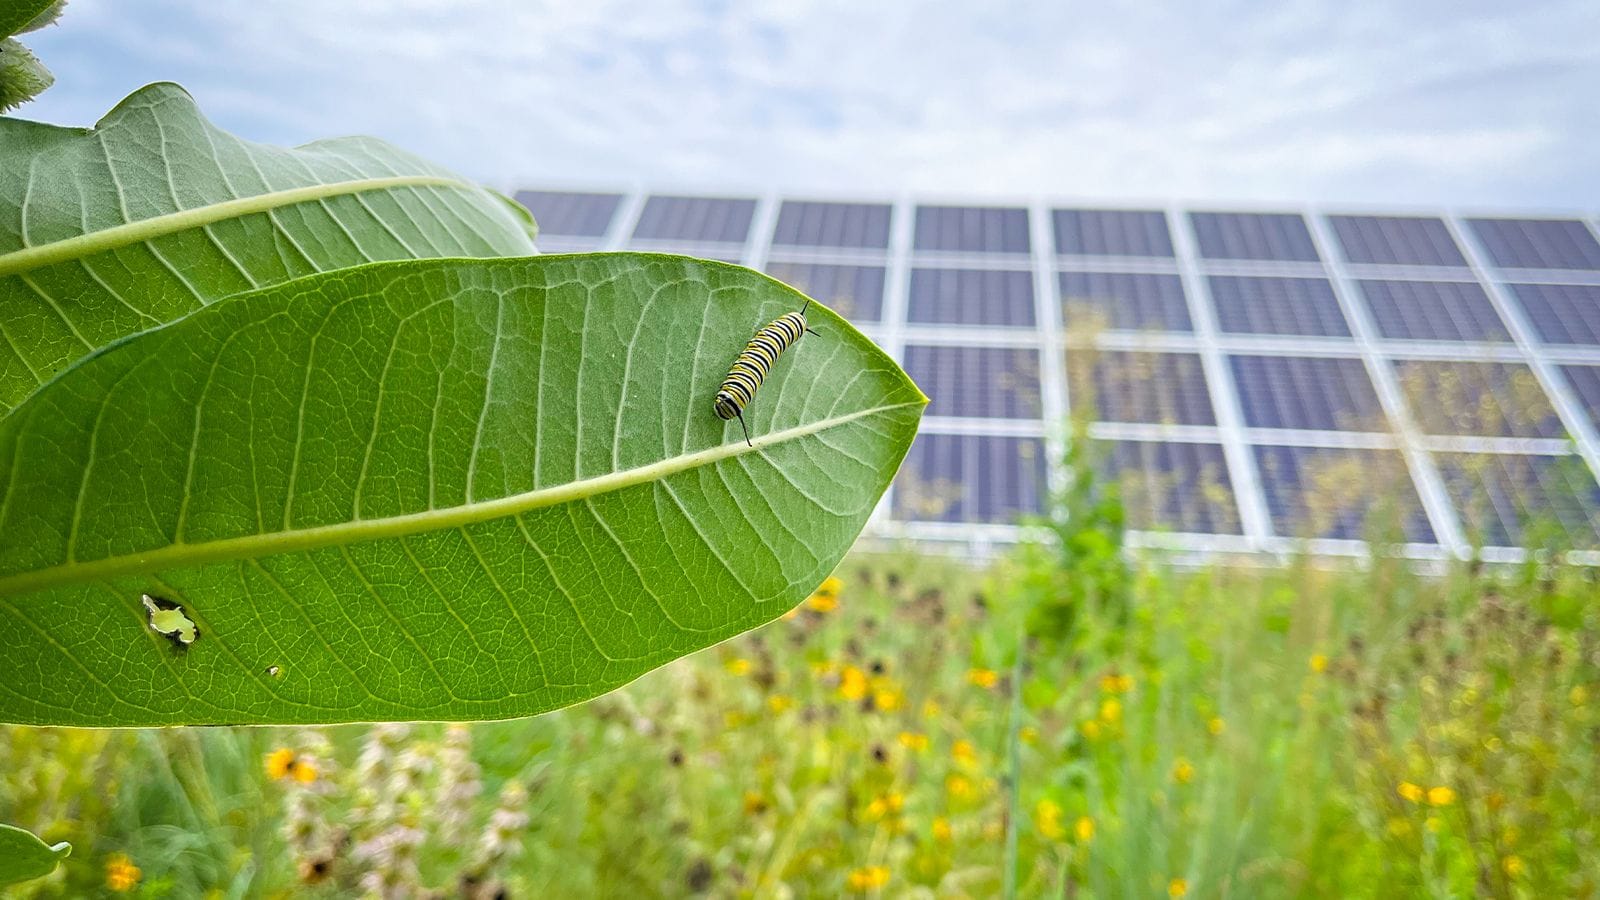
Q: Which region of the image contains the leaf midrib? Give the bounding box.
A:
[0,401,922,596]
[0,175,470,277]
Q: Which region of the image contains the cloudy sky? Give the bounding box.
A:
[18,0,1600,209]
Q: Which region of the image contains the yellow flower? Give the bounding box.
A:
[1020,725,1039,745]
[1100,673,1135,693]
[1502,855,1525,877]
[265,747,298,780]
[1386,817,1412,837]
[1309,653,1329,674]
[967,668,999,689]
[291,759,318,784]
[1397,781,1425,803]
[725,657,751,676]
[1169,877,1188,897]
[866,792,904,821]
[1207,717,1225,736]
[898,731,930,752]
[1080,719,1103,740]
[768,694,793,714]
[873,688,902,712]
[743,791,769,816]
[839,666,868,701]
[807,576,843,612]
[105,854,141,892]
[1425,816,1443,834]
[1099,698,1122,724]
[932,817,953,842]
[1427,786,1456,806]
[946,774,975,799]
[1035,798,1065,840]
[847,865,890,892]
[1074,815,1095,842]
[1571,685,1589,707]
[1172,757,1195,785]
[952,739,977,766]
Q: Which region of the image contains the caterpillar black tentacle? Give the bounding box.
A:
[714,302,816,446]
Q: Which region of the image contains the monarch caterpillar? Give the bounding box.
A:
[714,300,820,446]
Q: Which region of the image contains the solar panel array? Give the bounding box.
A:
[515,189,1600,558]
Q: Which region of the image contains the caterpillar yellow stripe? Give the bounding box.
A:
[714,300,818,445]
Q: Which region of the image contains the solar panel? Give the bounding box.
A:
[1078,351,1215,425]
[1395,360,1564,438]
[1190,212,1320,262]
[1437,452,1600,548]
[764,261,887,322]
[1230,355,1387,432]
[1560,365,1600,432]
[894,433,1048,523]
[513,190,622,238]
[1098,440,1241,534]
[1059,272,1191,332]
[903,345,1042,418]
[772,200,892,249]
[914,205,1031,253]
[1509,283,1600,345]
[1053,209,1174,257]
[1253,445,1433,542]
[1356,280,1510,343]
[907,268,1036,327]
[631,195,757,244]
[1208,276,1350,337]
[1466,218,1600,270]
[1327,215,1467,267]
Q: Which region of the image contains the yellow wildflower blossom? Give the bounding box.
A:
[1081,719,1103,740]
[847,865,890,892]
[866,792,904,821]
[946,774,975,799]
[1035,799,1065,840]
[1099,698,1122,724]
[1309,653,1329,674]
[291,759,318,784]
[806,592,840,613]
[932,817,953,842]
[1502,855,1525,877]
[898,731,930,751]
[1100,673,1135,693]
[1570,685,1588,706]
[265,747,297,780]
[105,854,141,892]
[839,666,868,701]
[1169,878,1188,898]
[724,657,751,676]
[1207,716,1225,736]
[1427,786,1456,806]
[1074,816,1095,842]
[1020,725,1039,744]
[743,791,769,816]
[1172,757,1195,785]
[952,740,977,765]
[768,694,793,714]
[874,688,902,712]
[967,668,999,689]
[1397,782,1425,803]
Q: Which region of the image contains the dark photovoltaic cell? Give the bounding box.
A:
[1053,209,1174,257]
[1081,351,1215,425]
[1189,211,1320,262]
[1356,280,1510,343]
[1059,272,1192,332]
[772,200,892,249]
[1395,360,1563,438]
[513,190,622,238]
[1208,276,1351,337]
[1327,215,1466,267]
[1560,365,1600,433]
[914,205,1031,253]
[907,268,1036,327]
[1098,440,1242,534]
[1509,283,1600,345]
[764,261,887,322]
[1230,355,1387,432]
[1437,452,1600,548]
[1253,445,1433,542]
[893,433,1047,523]
[903,345,1042,419]
[631,195,757,244]
[1466,218,1600,270]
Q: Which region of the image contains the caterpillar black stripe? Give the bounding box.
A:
[714,300,820,446]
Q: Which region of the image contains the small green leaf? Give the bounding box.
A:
[0,38,52,112]
[0,83,537,416]
[0,0,61,39]
[0,254,925,726]
[0,823,70,887]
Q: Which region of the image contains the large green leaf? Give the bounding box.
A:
[0,823,70,887]
[0,82,537,416]
[0,254,924,726]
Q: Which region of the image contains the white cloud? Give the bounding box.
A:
[19,0,1600,207]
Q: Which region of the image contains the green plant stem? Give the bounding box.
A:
[1002,623,1026,900]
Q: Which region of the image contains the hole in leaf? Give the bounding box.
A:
[141,593,198,647]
